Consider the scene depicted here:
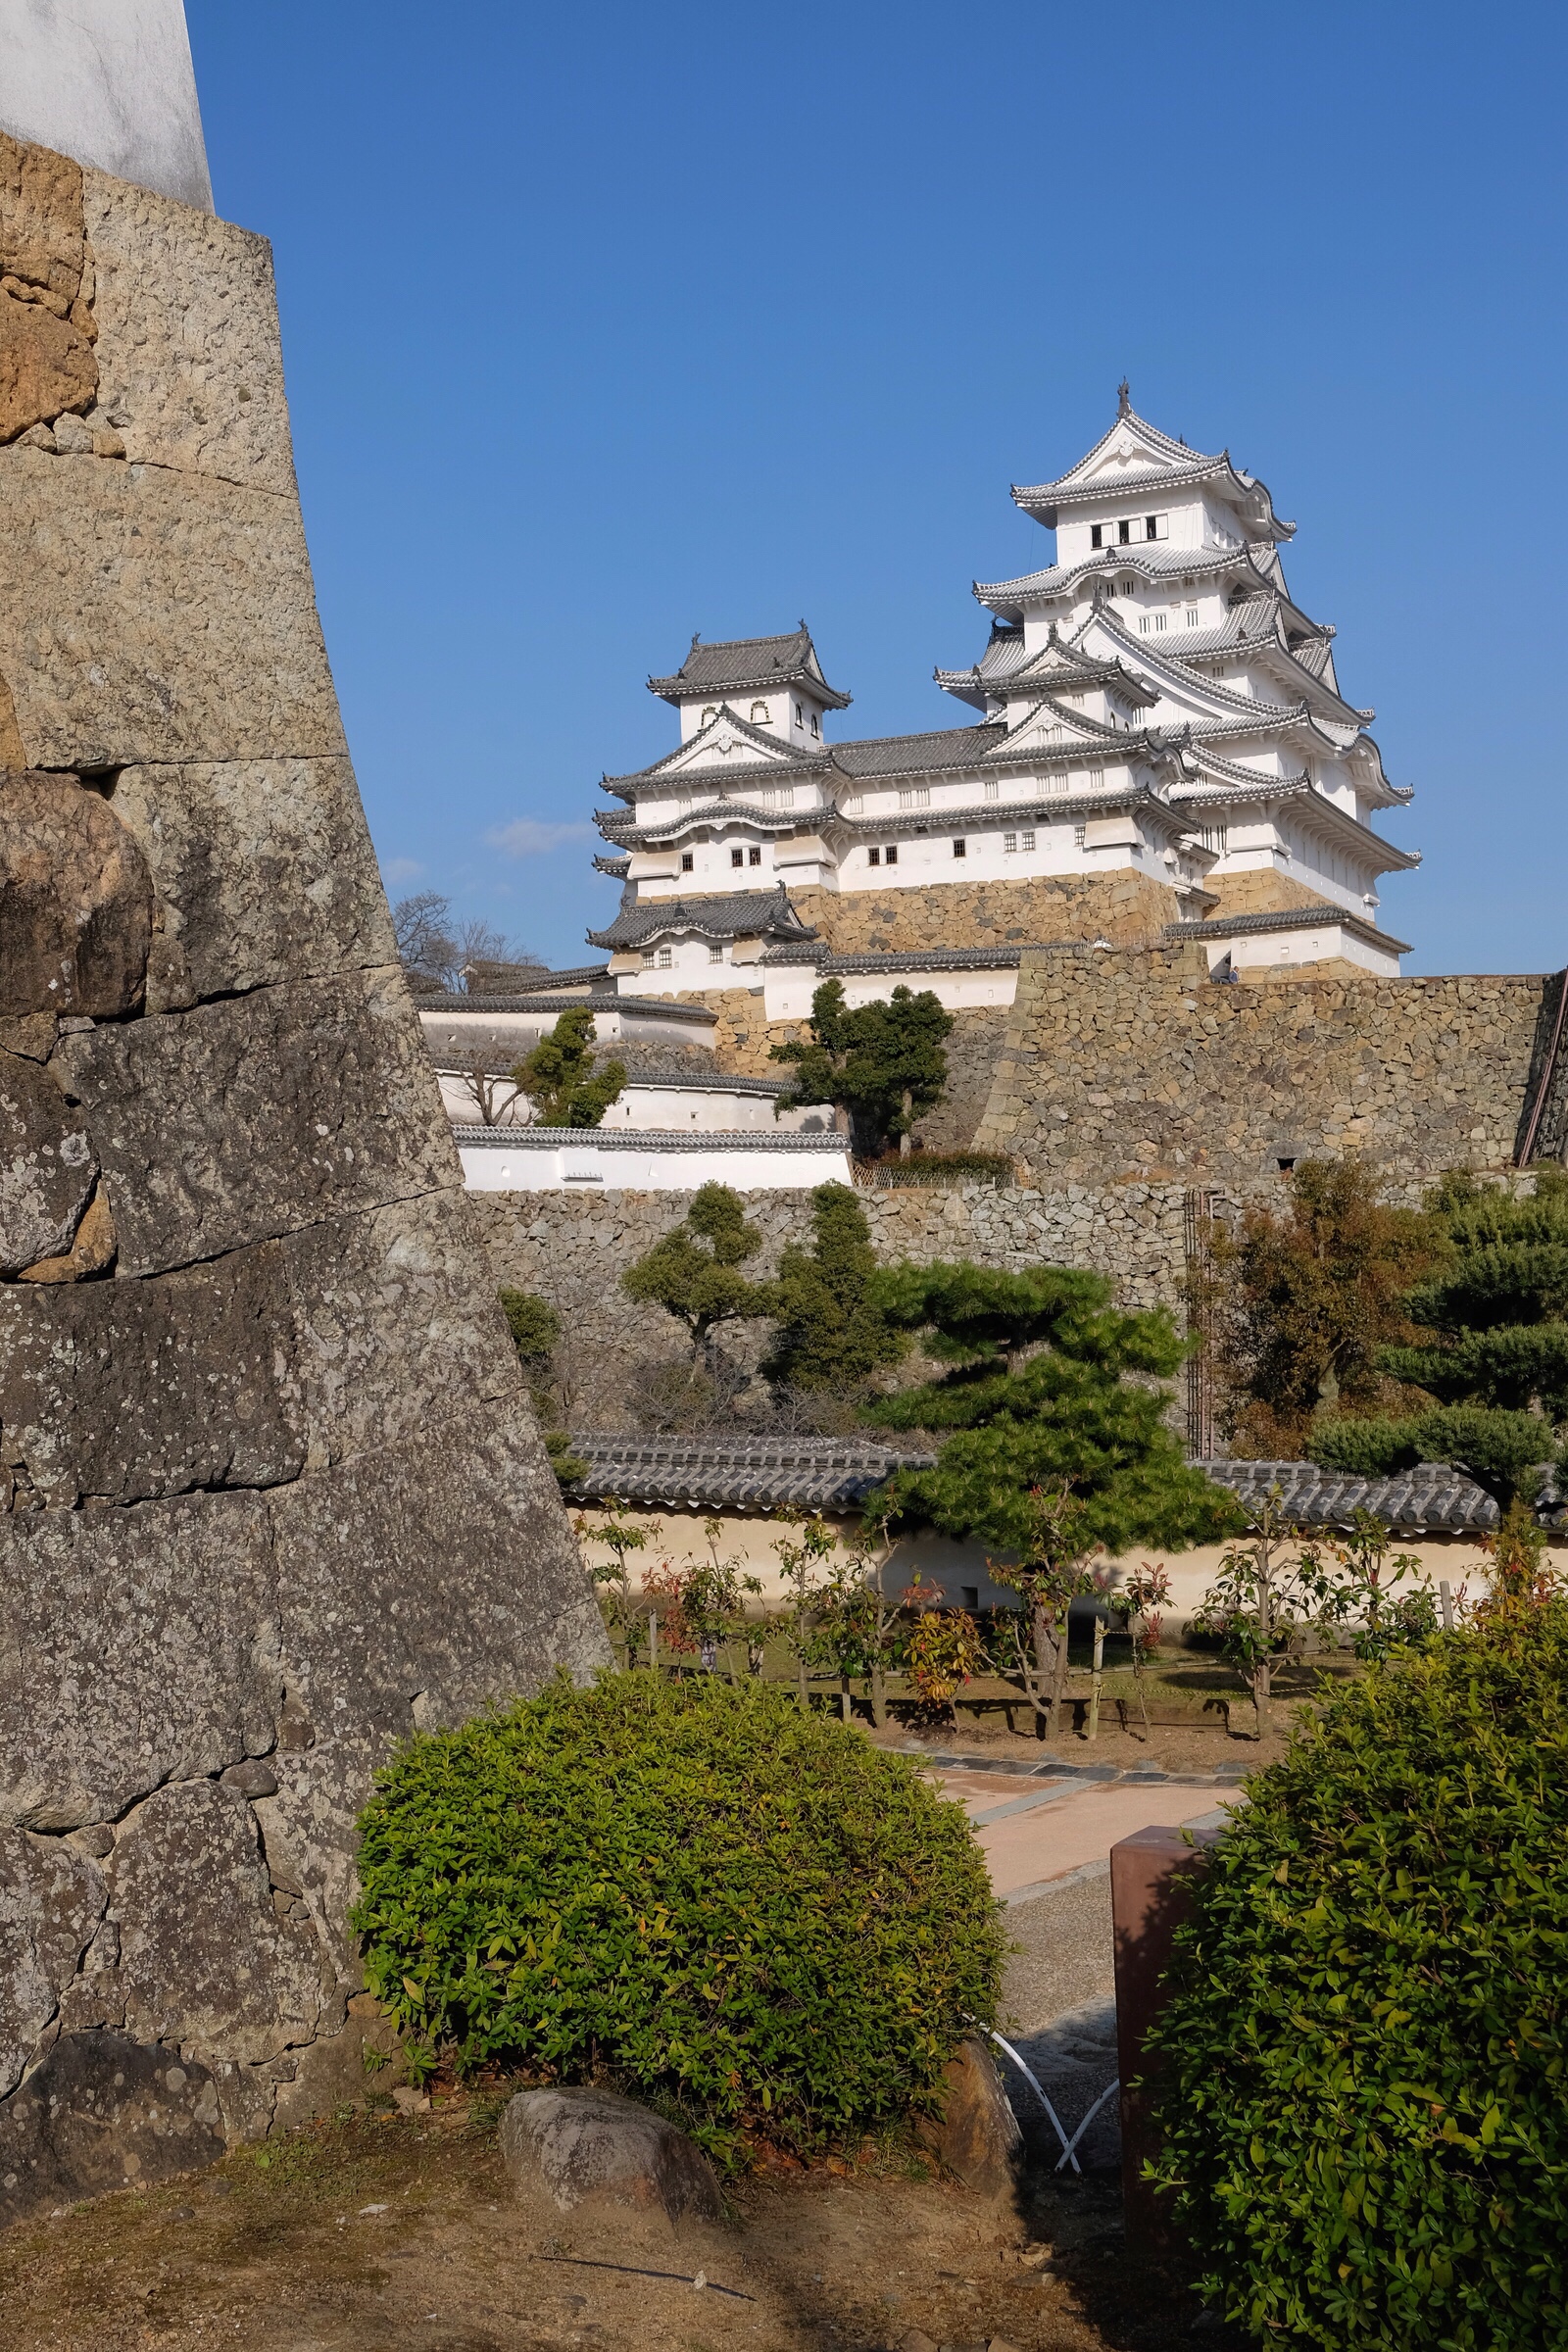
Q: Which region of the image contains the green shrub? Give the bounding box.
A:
[352,1675,1003,2163]
[1147,1608,1568,2349]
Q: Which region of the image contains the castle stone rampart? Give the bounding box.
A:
[0,136,604,2217]
[973,946,1549,1185]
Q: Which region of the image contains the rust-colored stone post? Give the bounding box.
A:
[1110,1819,1223,2250]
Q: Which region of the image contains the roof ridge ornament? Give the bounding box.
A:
[1117,378,1131,417]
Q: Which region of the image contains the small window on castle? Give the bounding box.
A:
[1004,832,1017,855]
[898,787,931,809]
[953,839,966,858]
[1117,518,1132,544]
[680,852,694,871]
[751,701,768,724]
[1091,523,1104,550]
[793,701,803,727]
[731,848,744,868]
[709,944,724,964]
[1145,514,1168,541]
[1088,768,1104,789]
[1073,822,1088,849]
[1021,828,1036,852]
[984,779,1000,801]
[884,844,899,865]
[748,845,762,866]
[810,712,820,738]
[641,949,657,968]
[867,846,881,865]
[1186,606,1200,627]
[657,946,672,969]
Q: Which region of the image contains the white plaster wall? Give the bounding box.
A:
[575,1506,1562,1628]
[762,964,1018,1021]
[0,0,212,209]
[460,1138,853,1191]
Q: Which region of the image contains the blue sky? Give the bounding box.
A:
[184,0,1565,977]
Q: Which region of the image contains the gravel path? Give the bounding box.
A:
[996,1866,1121,2172]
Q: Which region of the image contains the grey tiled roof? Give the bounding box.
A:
[832,723,1006,777]
[586,885,818,953]
[563,1433,936,1513]
[1206,1459,1500,1533]
[648,627,852,710]
[1165,906,1412,956]
[421,991,716,1026]
[975,542,1272,614]
[758,944,1027,972]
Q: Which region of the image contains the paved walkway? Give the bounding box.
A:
[925,1755,1240,1899]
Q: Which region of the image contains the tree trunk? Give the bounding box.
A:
[839,1672,853,1723]
[797,1650,810,1710]
[1047,1605,1072,1739]
[1253,1655,1272,1740]
[1030,1601,1054,1737]
[870,1661,887,1730]
[900,1089,913,1158]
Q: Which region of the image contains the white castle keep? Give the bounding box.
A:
[584,389,1418,1011]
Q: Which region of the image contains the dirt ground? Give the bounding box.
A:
[0,2095,1243,2352]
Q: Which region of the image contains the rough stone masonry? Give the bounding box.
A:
[0,131,608,2221]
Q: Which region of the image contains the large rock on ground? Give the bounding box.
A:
[917,2036,1024,2199]
[500,2088,722,2227]
[0,130,607,2224]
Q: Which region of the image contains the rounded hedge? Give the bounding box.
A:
[1148,1607,1568,2350]
[352,1675,1003,2162]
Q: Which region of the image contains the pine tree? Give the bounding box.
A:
[512,1005,626,1128]
[620,1183,770,1363]
[771,979,953,1155]
[760,1183,906,1394]
[1311,1168,1568,1504]
[863,1261,1241,1554]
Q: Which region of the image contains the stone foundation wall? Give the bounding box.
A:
[788,869,1182,953]
[468,1179,1191,1427]
[974,944,1550,1186]
[1203,869,1345,920]
[0,134,603,2219]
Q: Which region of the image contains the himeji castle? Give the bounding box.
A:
[584,388,1418,1016]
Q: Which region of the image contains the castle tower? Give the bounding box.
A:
[587,390,1417,990]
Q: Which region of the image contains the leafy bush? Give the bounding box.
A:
[1148,1609,1568,2349]
[870,1151,1015,1188]
[353,1675,1003,2162]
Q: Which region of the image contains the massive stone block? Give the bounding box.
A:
[0,130,606,2221]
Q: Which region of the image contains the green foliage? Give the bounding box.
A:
[1307,1171,1568,1505]
[870,1151,1015,1188]
[620,1183,769,1360]
[1311,1403,1553,1503]
[760,1184,906,1395]
[864,1260,1241,1556]
[352,1675,1004,2161]
[1147,1608,1568,2349]
[771,979,954,1154]
[499,1289,581,1485]
[500,1288,562,1361]
[512,1005,627,1128]
[1212,1157,1441,1457]
[576,1499,655,1665]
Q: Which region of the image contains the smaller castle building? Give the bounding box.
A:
[586,389,1417,1004]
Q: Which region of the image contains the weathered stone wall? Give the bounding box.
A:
[468,1180,1191,1426]
[1203,869,1343,920]
[788,870,1181,953]
[974,944,1550,1186]
[0,135,604,2218]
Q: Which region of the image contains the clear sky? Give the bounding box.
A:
[183,0,1565,978]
